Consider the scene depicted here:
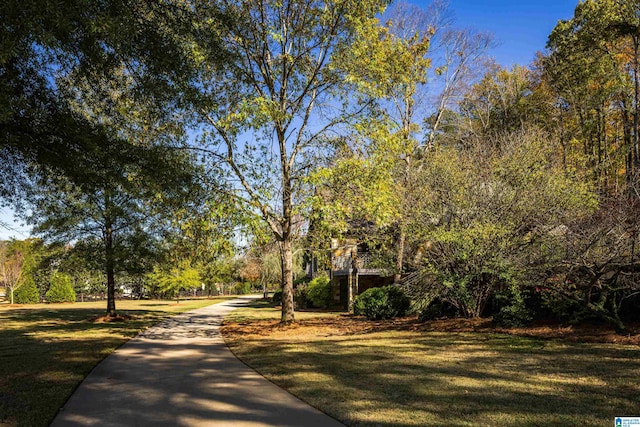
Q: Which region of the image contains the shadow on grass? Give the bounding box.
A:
[242,299,278,309]
[0,301,230,427]
[227,328,640,426]
[246,298,349,313]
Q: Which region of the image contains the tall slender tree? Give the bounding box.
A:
[545,0,640,190]
[0,240,24,304]
[190,0,387,322]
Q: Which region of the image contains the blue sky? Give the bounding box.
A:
[0,0,580,241]
[0,208,29,241]
[440,0,579,67]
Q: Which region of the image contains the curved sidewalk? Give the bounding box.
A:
[51,297,344,427]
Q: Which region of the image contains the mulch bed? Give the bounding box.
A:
[223,314,640,346]
[87,314,134,323]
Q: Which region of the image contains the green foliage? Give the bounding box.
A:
[190,0,390,323]
[0,238,54,304]
[14,275,38,304]
[201,257,234,290]
[405,128,597,318]
[544,0,640,190]
[353,286,411,320]
[294,284,309,310]
[417,300,459,321]
[147,262,201,301]
[336,6,431,99]
[460,65,541,139]
[306,276,333,309]
[46,273,76,303]
[0,0,225,201]
[535,283,582,323]
[493,286,533,328]
[293,276,311,287]
[4,2,209,316]
[233,282,252,295]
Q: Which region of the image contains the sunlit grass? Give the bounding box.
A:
[225,300,342,323]
[223,303,640,427]
[0,297,231,427]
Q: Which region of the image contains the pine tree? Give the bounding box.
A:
[46,273,76,303]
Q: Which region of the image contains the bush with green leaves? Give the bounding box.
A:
[293,276,311,286]
[14,275,39,304]
[306,275,332,308]
[492,285,533,327]
[493,302,532,328]
[405,130,597,319]
[233,282,251,295]
[46,272,76,303]
[271,287,308,308]
[294,283,309,309]
[272,290,283,304]
[146,262,201,301]
[418,299,459,321]
[353,285,411,320]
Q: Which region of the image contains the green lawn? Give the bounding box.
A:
[0,298,230,427]
[223,302,640,427]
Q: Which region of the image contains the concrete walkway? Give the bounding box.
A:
[51,297,344,427]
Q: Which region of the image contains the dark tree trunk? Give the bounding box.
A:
[622,103,634,185]
[633,36,639,178]
[395,229,406,283]
[105,220,116,317]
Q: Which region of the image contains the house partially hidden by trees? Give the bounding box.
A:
[307,237,393,309]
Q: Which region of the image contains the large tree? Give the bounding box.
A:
[190,0,387,322]
[24,141,194,315]
[0,0,231,225]
[308,1,436,283]
[309,2,494,283]
[1,0,234,315]
[545,0,640,190]
[20,67,198,316]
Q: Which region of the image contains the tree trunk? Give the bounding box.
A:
[105,223,116,317]
[622,104,633,184]
[394,228,406,283]
[634,36,639,178]
[280,238,295,323]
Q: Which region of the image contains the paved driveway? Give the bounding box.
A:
[51,297,344,426]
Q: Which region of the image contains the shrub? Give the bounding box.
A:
[294,284,309,309]
[418,299,459,321]
[293,276,311,286]
[271,286,313,309]
[233,282,252,295]
[46,272,76,303]
[536,283,583,323]
[493,303,532,327]
[272,290,283,304]
[353,286,411,320]
[14,275,39,304]
[492,286,532,327]
[306,275,332,308]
